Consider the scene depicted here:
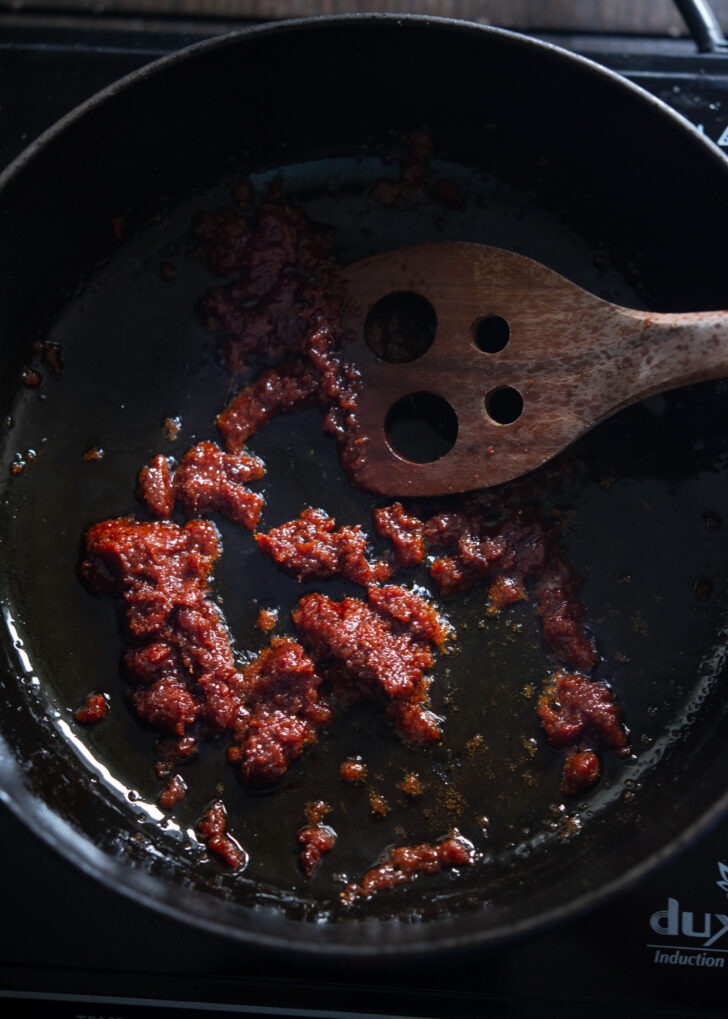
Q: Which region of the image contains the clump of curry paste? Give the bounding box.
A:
[341,833,477,906]
[293,584,450,748]
[256,506,392,586]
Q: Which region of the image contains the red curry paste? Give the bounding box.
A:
[298,800,337,878]
[138,440,265,530]
[197,799,247,871]
[292,585,448,747]
[74,691,110,725]
[227,636,331,786]
[79,174,628,897]
[341,833,476,905]
[256,506,391,585]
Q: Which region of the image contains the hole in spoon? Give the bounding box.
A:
[473,314,510,353]
[365,291,437,363]
[385,392,458,463]
[485,386,523,425]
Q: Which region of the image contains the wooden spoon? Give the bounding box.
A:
[340,241,728,497]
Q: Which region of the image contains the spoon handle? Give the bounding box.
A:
[604,308,728,416]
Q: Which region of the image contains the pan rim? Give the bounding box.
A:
[2,12,727,198]
[2,720,727,960]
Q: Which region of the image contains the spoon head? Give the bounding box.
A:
[340,241,624,497]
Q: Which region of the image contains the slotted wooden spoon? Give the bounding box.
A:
[340,241,728,497]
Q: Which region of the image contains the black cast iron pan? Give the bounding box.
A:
[2,14,728,960]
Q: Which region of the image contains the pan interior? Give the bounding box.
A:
[2,148,728,944]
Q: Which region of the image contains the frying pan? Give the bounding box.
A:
[2,14,728,960]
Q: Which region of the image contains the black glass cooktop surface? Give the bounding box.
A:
[2,13,728,1017]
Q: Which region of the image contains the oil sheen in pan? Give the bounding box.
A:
[1,154,728,916]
